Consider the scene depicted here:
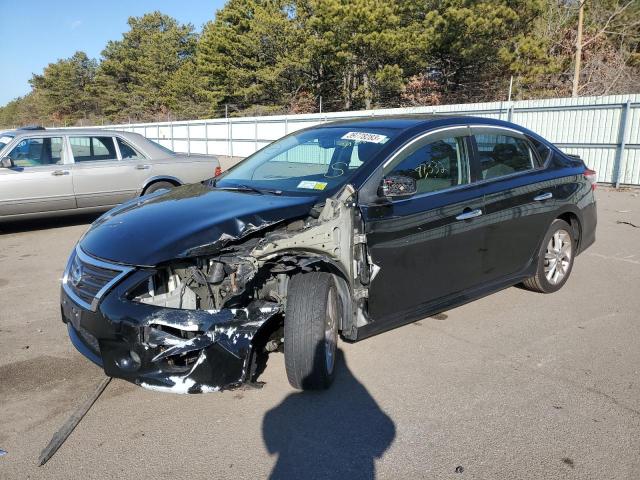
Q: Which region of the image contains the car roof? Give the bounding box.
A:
[4,128,142,137]
[0,128,174,158]
[318,114,518,131]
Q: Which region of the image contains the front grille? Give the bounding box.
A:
[63,247,134,311]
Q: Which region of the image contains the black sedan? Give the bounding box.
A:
[60,115,597,393]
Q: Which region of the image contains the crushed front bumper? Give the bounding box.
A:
[61,272,280,393]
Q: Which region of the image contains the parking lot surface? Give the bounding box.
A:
[0,188,639,479]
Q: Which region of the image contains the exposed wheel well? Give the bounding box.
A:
[266,256,352,333]
[141,178,180,195]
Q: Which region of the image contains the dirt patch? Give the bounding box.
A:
[0,355,91,396]
[0,279,9,288]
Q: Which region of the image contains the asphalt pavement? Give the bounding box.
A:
[0,188,638,479]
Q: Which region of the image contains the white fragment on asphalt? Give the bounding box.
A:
[0,449,6,457]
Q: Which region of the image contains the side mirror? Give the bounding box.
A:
[381,174,417,198]
[0,157,14,168]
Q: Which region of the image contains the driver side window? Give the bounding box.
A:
[8,137,64,167]
[387,136,470,194]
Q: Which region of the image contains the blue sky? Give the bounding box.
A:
[0,0,226,105]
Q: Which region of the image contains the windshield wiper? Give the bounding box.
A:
[214,183,282,195]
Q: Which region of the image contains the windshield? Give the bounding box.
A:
[0,133,15,151]
[216,126,398,195]
[150,139,176,155]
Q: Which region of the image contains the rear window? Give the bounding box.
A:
[150,140,175,155]
[117,138,144,160]
[527,136,551,166]
[70,136,117,162]
[475,133,535,180]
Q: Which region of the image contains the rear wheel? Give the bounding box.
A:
[522,219,575,293]
[284,272,340,390]
[143,181,175,195]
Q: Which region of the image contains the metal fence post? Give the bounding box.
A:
[254,118,258,153]
[170,122,175,152]
[615,100,631,188]
[205,122,209,155]
[187,123,191,155]
[229,118,234,159]
[508,103,514,122]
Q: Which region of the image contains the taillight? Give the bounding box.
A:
[214,166,222,177]
[583,168,597,190]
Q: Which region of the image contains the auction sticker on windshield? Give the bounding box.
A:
[297,180,327,190]
[341,131,389,144]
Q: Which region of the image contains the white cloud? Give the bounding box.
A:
[70,20,82,30]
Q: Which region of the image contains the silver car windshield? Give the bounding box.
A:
[216,127,397,195]
[0,133,15,151]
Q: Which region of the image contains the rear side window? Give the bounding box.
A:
[69,136,117,162]
[527,136,551,166]
[8,137,63,166]
[386,136,471,194]
[117,138,144,160]
[475,134,534,180]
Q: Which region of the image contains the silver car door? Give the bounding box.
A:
[0,136,75,216]
[69,135,144,208]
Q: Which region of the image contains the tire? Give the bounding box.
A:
[284,272,340,390]
[143,181,175,195]
[522,219,576,293]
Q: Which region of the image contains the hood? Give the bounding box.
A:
[79,183,318,266]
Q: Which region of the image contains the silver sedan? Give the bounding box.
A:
[0,127,220,221]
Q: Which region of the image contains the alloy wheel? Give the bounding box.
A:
[544,229,572,285]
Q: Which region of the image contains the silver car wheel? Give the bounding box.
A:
[544,229,572,285]
[324,287,338,375]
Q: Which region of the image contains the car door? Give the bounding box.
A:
[69,135,145,208]
[472,126,556,283]
[0,135,75,216]
[360,127,487,329]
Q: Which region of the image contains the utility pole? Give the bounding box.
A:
[319,96,322,114]
[572,0,585,97]
[507,75,514,102]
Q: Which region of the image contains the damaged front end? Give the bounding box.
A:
[61,246,283,393]
[61,185,373,393]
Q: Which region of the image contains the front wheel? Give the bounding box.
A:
[284,272,340,390]
[522,219,576,293]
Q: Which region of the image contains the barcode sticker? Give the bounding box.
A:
[341,131,389,144]
[297,180,327,190]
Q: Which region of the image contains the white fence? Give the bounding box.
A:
[95,94,640,186]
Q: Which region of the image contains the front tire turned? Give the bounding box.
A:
[284,272,340,390]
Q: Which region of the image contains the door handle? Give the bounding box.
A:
[533,192,553,201]
[456,208,483,221]
[135,164,151,170]
[51,170,70,176]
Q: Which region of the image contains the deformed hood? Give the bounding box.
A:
[79,183,318,266]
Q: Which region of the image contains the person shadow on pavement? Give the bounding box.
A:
[262,349,396,480]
